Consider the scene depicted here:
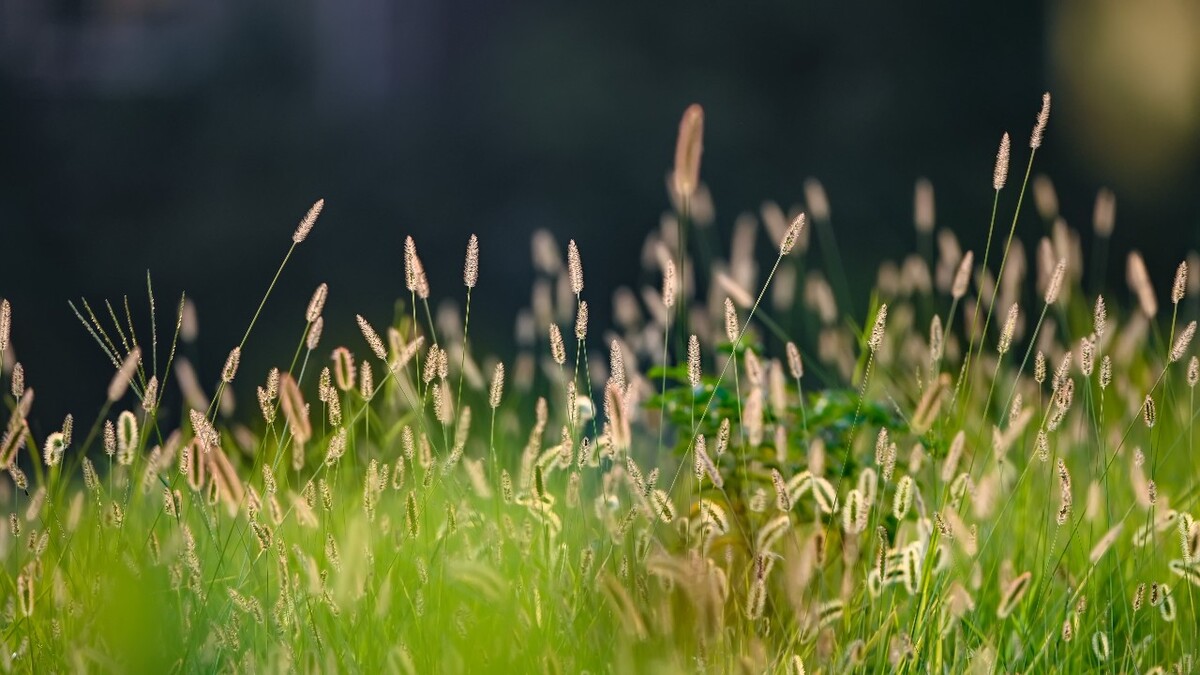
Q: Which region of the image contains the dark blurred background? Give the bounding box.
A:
[1,0,1198,425]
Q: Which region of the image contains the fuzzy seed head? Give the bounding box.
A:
[998,304,1018,355]
[464,234,479,289]
[1188,356,1199,388]
[1035,351,1047,384]
[1093,188,1116,237]
[1170,320,1196,363]
[993,133,1011,191]
[1094,295,1107,337]
[404,237,430,299]
[868,304,888,353]
[489,362,505,409]
[781,213,805,255]
[1143,395,1156,428]
[687,334,701,387]
[221,347,241,384]
[1100,355,1112,390]
[549,324,566,366]
[567,240,584,295]
[0,299,10,353]
[292,199,324,243]
[574,300,588,341]
[307,316,324,351]
[723,297,738,343]
[1127,252,1158,318]
[306,283,328,323]
[356,315,387,361]
[1030,92,1050,149]
[1173,260,1188,304]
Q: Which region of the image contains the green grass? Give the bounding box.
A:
[1,93,1199,674]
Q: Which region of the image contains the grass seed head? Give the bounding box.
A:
[464,234,479,289]
[306,283,328,323]
[0,299,9,353]
[292,198,324,244]
[993,133,1011,190]
[567,240,584,295]
[1173,260,1188,304]
[1030,92,1051,149]
[672,104,704,199]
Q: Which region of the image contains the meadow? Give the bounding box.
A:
[1,93,1198,673]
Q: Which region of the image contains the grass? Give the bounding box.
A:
[1,93,1199,674]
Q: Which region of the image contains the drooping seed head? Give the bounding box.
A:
[993,133,1011,190]
[292,198,324,244]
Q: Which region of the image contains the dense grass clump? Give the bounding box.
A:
[2,93,1200,673]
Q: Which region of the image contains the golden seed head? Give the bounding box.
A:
[1188,356,1199,388]
[993,133,1011,190]
[292,198,324,244]
[1094,296,1107,337]
[672,103,704,199]
[464,234,479,289]
[1030,92,1051,149]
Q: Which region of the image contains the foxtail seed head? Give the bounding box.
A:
[306,283,328,323]
[952,251,973,300]
[567,240,584,295]
[993,133,1011,190]
[672,104,704,198]
[464,234,479,289]
[292,199,324,243]
[1030,92,1051,149]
